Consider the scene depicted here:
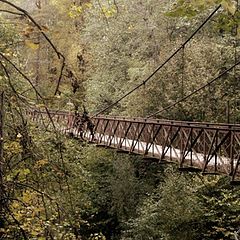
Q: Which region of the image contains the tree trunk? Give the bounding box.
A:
[0,91,4,191]
[0,91,4,230]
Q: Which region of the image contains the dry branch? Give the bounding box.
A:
[0,53,57,132]
[0,0,66,95]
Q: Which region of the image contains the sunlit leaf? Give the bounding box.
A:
[221,0,237,15]
[40,25,49,32]
[24,40,39,50]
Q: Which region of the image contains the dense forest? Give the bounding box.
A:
[0,0,240,239]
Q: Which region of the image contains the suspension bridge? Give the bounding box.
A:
[2,4,240,183]
[27,109,240,184]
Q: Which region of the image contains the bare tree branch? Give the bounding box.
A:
[96,0,109,27]
[0,0,62,58]
[113,0,119,14]
[0,61,31,106]
[0,91,4,219]
[0,9,25,16]
[14,182,53,200]
[5,205,28,240]
[0,53,57,132]
[0,0,66,95]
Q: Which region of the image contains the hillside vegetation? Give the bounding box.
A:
[0,0,240,239]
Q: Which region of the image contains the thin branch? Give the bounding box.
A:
[0,61,30,105]
[0,91,4,217]
[113,0,119,14]
[0,0,66,95]
[96,0,109,27]
[1,38,42,48]
[54,60,65,95]
[0,0,62,58]
[0,53,43,98]
[5,205,28,240]
[0,9,25,16]
[14,182,53,200]
[0,54,57,132]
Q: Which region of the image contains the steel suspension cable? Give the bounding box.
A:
[147,59,240,118]
[181,45,185,98]
[93,4,221,117]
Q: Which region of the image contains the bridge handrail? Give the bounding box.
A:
[28,109,240,131]
[95,116,240,131]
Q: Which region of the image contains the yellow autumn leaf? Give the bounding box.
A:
[4,141,22,155]
[25,40,39,50]
[40,25,49,32]
[221,0,236,15]
[25,26,34,33]
[30,230,39,236]
[36,103,45,108]
[34,159,48,169]
[22,191,32,203]
[84,2,93,8]
[12,201,20,209]
[21,168,31,176]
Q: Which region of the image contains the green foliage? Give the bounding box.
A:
[121,169,204,240]
[166,0,237,18]
[198,179,240,240]
[1,1,240,239]
[121,172,240,240]
[166,0,240,38]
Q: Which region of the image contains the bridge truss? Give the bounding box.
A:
[28,110,240,184]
